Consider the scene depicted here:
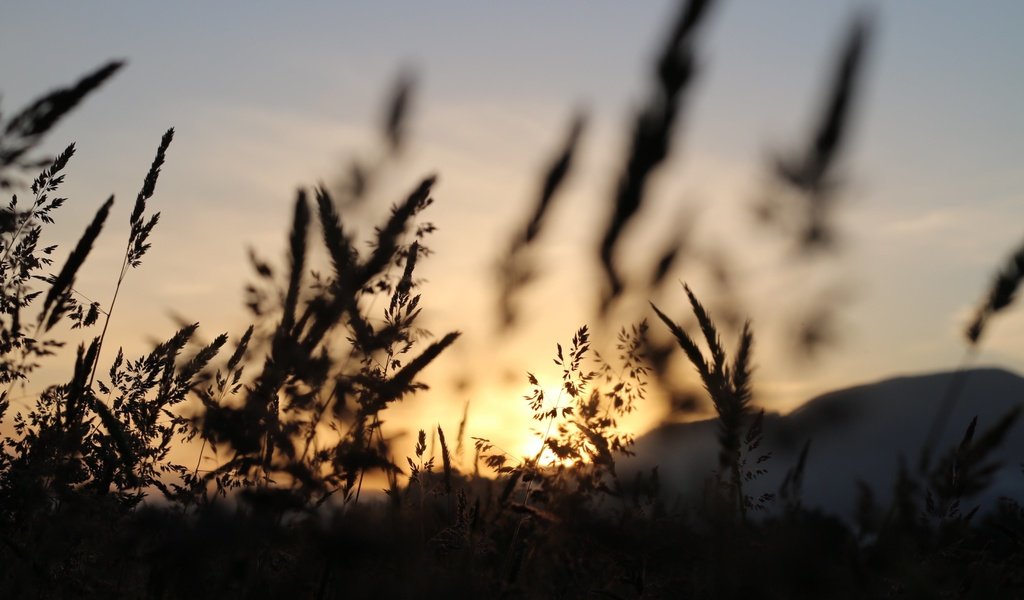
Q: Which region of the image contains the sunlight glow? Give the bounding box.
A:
[518,384,588,468]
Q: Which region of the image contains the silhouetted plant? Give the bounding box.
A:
[0,61,122,189]
[191,177,459,513]
[926,409,1021,526]
[967,239,1024,345]
[921,237,1024,473]
[496,114,584,328]
[5,2,1024,598]
[1,145,78,385]
[764,14,872,251]
[652,284,769,519]
[475,324,647,512]
[598,0,714,311]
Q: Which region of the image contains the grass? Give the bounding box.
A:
[2,1,1024,598]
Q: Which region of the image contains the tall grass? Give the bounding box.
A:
[2,1,1024,598]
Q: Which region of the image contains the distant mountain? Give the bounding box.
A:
[624,368,1024,519]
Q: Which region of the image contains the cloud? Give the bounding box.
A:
[880,208,960,236]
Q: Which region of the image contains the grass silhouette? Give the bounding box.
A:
[2,1,1024,598]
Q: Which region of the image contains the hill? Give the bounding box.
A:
[626,368,1024,518]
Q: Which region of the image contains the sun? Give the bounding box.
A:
[517,383,580,468]
[470,380,587,473]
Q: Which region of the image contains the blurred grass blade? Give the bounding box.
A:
[40,195,114,331]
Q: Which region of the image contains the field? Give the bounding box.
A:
[3,1,1024,597]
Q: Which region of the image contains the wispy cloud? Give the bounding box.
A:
[879,208,961,236]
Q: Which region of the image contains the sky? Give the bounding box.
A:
[3,1,1023,464]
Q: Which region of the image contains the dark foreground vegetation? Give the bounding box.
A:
[3,1,1024,597]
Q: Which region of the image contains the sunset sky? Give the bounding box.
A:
[3,1,1023,462]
